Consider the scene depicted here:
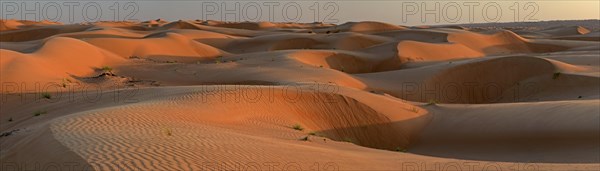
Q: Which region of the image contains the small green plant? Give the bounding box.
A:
[342,137,354,144]
[299,136,309,141]
[214,56,223,64]
[410,106,419,113]
[426,99,437,106]
[33,110,47,116]
[101,66,113,72]
[8,117,13,122]
[41,92,52,99]
[292,124,304,131]
[308,131,317,136]
[164,128,173,136]
[61,78,72,88]
[552,72,561,79]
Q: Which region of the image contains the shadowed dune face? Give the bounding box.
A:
[1,19,599,170]
[290,51,379,74]
[422,56,557,103]
[413,100,600,163]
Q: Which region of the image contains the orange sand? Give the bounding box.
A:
[1,19,599,171]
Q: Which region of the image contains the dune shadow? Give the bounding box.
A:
[409,134,600,163]
[314,114,432,151]
[317,117,599,163]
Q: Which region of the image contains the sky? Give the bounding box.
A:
[1,0,599,26]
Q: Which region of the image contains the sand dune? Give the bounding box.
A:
[0,37,124,85]
[160,20,272,37]
[356,55,598,103]
[422,56,592,103]
[205,21,334,31]
[85,32,225,62]
[315,21,407,33]
[1,20,599,170]
[222,32,391,54]
[553,31,600,41]
[0,19,61,31]
[540,26,591,36]
[49,86,427,170]
[374,29,450,43]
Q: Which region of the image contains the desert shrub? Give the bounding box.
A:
[164,128,173,136]
[33,110,47,116]
[553,72,561,79]
[101,66,113,72]
[214,56,223,64]
[292,124,304,131]
[426,99,437,106]
[395,147,407,152]
[61,78,72,88]
[342,137,354,144]
[410,106,419,113]
[41,92,52,99]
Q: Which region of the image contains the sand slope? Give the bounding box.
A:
[47,86,428,170]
